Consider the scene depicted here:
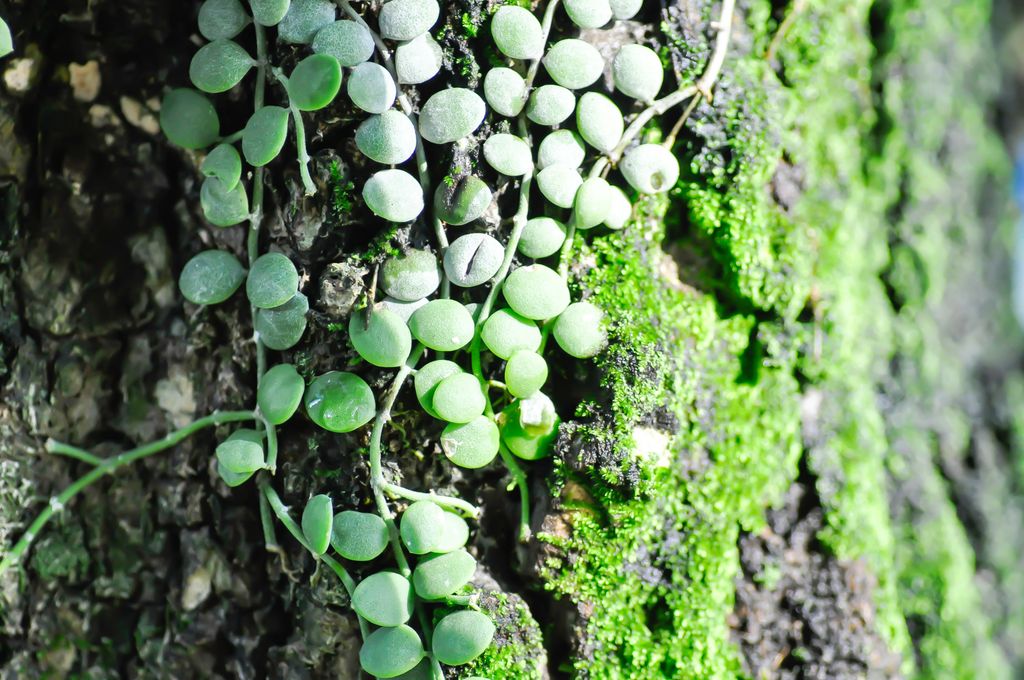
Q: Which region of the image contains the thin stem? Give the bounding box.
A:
[219,129,245,145]
[383,483,480,518]
[45,441,103,466]
[271,69,317,196]
[498,443,532,542]
[0,411,256,576]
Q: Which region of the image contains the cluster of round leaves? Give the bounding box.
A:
[298,495,495,677]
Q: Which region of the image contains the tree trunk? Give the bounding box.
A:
[0,0,1021,678]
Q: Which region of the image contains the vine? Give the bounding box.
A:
[0,0,738,676]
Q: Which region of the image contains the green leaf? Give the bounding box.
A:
[254,292,308,350]
[537,130,585,170]
[536,164,582,209]
[480,308,541,360]
[257,363,305,425]
[312,20,374,67]
[431,373,485,424]
[189,39,254,94]
[249,0,291,26]
[179,249,246,305]
[408,299,475,352]
[160,89,220,149]
[553,301,607,358]
[441,416,500,469]
[301,494,333,555]
[198,0,250,40]
[576,92,623,154]
[246,252,299,309]
[331,511,388,561]
[573,176,612,229]
[517,217,566,259]
[349,305,412,368]
[378,0,440,41]
[399,501,468,554]
[362,169,424,223]
[412,549,476,600]
[499,392,560,460]
[216,429,264,487]
[278,0,336,44]
[352,572,415,626]
[413,360,462,419]
[525,84,576,127]
[395,33,442,85]
[504,350,548,398]
[490,6,543,60]
[620,143,680,194]
[563,0,612,29]
[503,264,570,320]
[347,62,396,114]
[304,371,376,433]
[432,611,495,666]
[0,18,14,58]
[242,106,289,167]
[418,88,486,144]
[356,110,417,165]
[201,144,242,191]
[359,625,424,678]
[612,44,664,102]
[542,39,604,90]
[433,176,492,226]
[215,438,266,475]
[482,133,532,177]
[200,177,249,227]
[483,67,526,119]
[380,249,440,301]
[289,54,342,111]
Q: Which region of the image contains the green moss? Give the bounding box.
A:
[454,592,545,679]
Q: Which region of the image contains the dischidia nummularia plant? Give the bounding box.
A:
[0,0,740,676]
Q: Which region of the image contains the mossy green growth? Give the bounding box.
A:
[453,592,546,679]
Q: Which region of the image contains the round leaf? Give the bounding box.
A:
[432,373,486,424]
[347,62,396,114]
[505,350,548,398]
[202,144,242,190]
[482,133,532,177]
[198,0,250,40]
[160,89,220,149]
[380,249,440,301]
[536,164,583,209]
[331,511,388,561]
[483,67,527,118]
[419,88,486,144]
[313,20,374,67]
[480,308,541,359]
[250,0,292,26]
[278,0,336,44]
[201,176,249,226]
[217,429,264,487]
[576,92,623,153]
[517,217,566,259]
[305,371,376,433]
[610,0,642,19]
[362,169,424,222]
[604,185,632,229]
[352,572,415,627]
[356,110,417,165]
[490,6,543,60]
[254,292,309,349]
[573,176,612,229]
[246,252,299,309]
[301,494,333,555]
[434,176,492,226]
[441,416,500,469]
[257,363,305,425]
[408,299,475,352]
[359,625,424,678]
[620,143,680,194]
[503,264,570,320]
[499,392,560,460]
[243,105,290,167]
[189,39,254,93]
[537,130,585,170]
[414,360,462,419]
[289,54,342,111]
[554,301,607,358]
[349,305,412,367]
[613,44,664,102]
[526,85,576,126]
[395,33,442,85]
[412,549,476,600]
[378,0,440,40]
[542,39,604,90]
[432,610,496,666]
[443,233,504,288]
[215,438,265,475]
[380,296,428,322]
[179,250,245,305]
[564,0,612,28]
[400,500,469,554]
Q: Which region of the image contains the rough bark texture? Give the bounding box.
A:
[0,0,1022,678]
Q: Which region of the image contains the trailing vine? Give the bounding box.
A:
[0,0,738,676]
